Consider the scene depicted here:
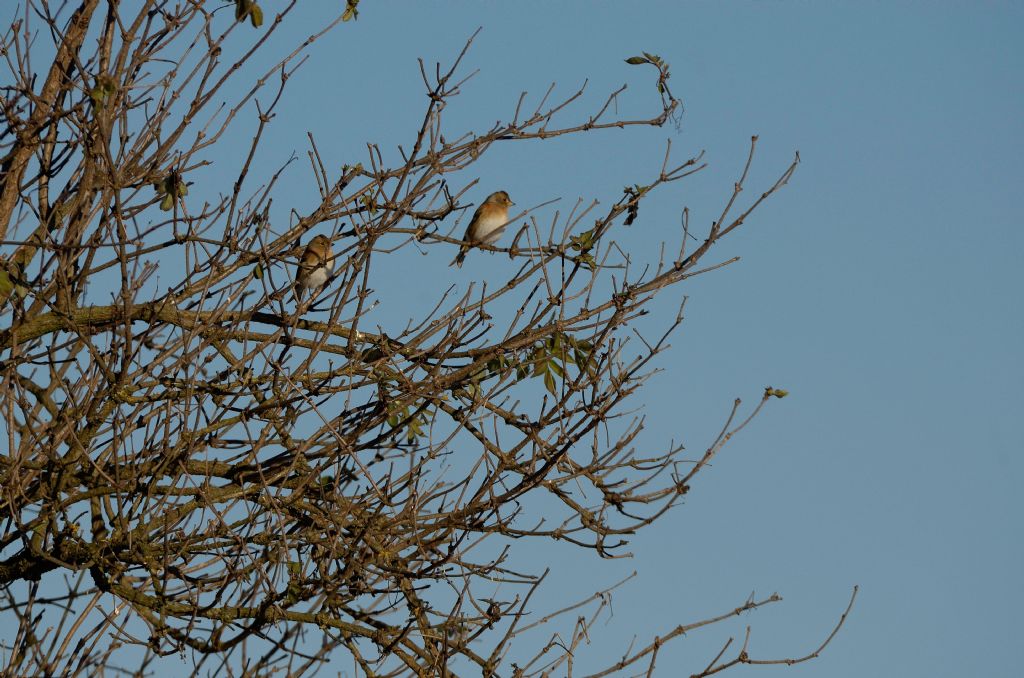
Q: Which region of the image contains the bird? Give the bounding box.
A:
[294,234,334,301]
[450,190,515,267]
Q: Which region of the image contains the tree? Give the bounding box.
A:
[0,2,855,676]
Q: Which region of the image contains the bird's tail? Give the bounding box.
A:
[450,247,467,268]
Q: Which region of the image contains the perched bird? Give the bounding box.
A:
[450,190,515,267]
[294,234,334,301]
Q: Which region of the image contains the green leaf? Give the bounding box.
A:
[360,194,378,214]
[386,403,405,428]
[285,561,303,604]
[0,270,14,296]
[407,416,424,443]
[624,56,648,65]
[571,229,595,251]
[543,370,557,396]
[235,0,253,20]
[486,355,506,375]
[253,263,264,280]
[89,74,117,107]
[159,194,174,211]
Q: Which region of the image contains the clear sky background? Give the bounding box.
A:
[10,2,1021,676]
[209,3,1021,676]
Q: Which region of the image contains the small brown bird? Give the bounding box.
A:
[294,234,334,301]
[450,190,515,267]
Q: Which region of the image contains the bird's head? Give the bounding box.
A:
[486,191,514,208]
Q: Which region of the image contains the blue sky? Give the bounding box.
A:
[222,3,1022,675]
[270,3,1019,674]
[7,2,1020,676]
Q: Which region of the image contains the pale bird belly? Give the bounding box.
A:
[301,267,330,288]
[475,213,508,244]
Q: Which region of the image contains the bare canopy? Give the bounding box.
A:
[0,3,853,676]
